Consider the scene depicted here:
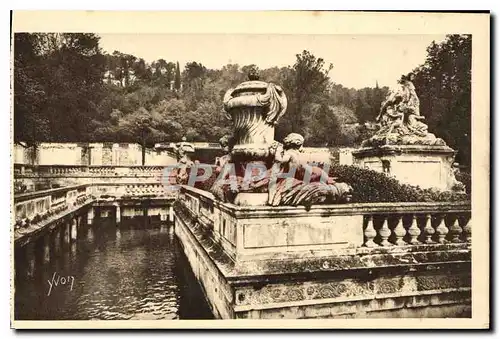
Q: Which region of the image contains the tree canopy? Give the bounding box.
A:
[409,34,472,167]
[13,33,471,168]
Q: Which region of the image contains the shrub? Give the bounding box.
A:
[328,164,469,203]
[455,171,471,195]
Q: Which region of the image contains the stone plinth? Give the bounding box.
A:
[173,185,471,319]
[352,145,457,190]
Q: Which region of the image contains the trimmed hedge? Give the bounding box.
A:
[328,164,469,203]
[455,171,471,195]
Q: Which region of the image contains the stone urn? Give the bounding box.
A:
[223,69,287,170]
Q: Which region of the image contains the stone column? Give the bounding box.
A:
[25,242,35,278]
[87,226,94,242]
[43,234,51,264]
[112,143,120,165]
[64,222,71,245]
[115,205,121,224]
[87,207,94,225]
[71,218,78,241]
[90,143,104,166]
[169,205,174,223]
[160,207,168,222]
[53,228,61,255]
[115,228,121,244]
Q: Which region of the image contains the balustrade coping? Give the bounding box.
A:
[14,184,88,203]
[179,185,471,218]
[14,163,167,168]
[14,199,94,246]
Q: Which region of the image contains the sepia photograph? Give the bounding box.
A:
[10,11,490,329]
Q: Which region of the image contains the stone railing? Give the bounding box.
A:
[88,165,166,177]
[14,164,178,203]
[362,207,471,247]
[90,182,176,201]
[14,184,92,230]
[14,164,167,178]
[176,185,471,261]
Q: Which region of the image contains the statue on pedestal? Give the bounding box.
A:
[362,75,446,147]
[353,75,466,192]
[214,134,234,171]
[173,136,195,184]
[210,66,353,207]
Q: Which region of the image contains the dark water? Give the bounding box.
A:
[14,217,214,320]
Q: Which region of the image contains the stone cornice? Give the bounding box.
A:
[352,145,456,158]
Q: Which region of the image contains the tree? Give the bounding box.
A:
[409,34,471,168]
[276,50,333,141]
[110,107,181,165]
[15,35,395,152]
[14,33,106,143]
[13,33,50,147]
[183,62,207,88]
[174,61,181,90]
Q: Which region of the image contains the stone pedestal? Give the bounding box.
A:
[352,145,457,190]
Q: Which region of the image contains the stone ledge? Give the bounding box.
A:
[235,290,471,319]
[233,287,471,313]
[14,200,94,247]
[14,184,88,203]
[180,185,471,218]
[352,145,456,158]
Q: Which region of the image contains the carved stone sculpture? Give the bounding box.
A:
[214,134,234,171]
[209,68,353,206]
[173,136,195,184]
[362,75,446,147]
[353,75,465,191]
[222,67,288,162]
[266,133,353,207]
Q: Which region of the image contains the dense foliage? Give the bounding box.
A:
[408,34,472,168]
[328,165,469,203]
[13,34,387,148]
[14,34,471,170]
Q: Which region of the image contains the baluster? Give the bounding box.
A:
[363,215,378,247]
[393,215,407,246]
[435,214,449,244]
[449,215,463,243]
[423,214,435,244]
[407,214,421,245]
[463,215,471,243]
[379,216,392,247]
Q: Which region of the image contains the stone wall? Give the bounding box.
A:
[14,142,177,166]
[14,142,355,167]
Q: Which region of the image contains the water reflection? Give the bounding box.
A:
[14,216,214,320]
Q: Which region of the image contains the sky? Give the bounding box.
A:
[98,33,447,89]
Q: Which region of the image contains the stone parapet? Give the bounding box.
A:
[173,185,472,319]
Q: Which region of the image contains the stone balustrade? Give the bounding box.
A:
[90,183,176,200]
[362,211,471,247]
[14,184,91,230]
[177,185,471,261]
[174,185,472,319]
[14,164,88,177]
[14,164,167,178]
[88,166,117,176]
